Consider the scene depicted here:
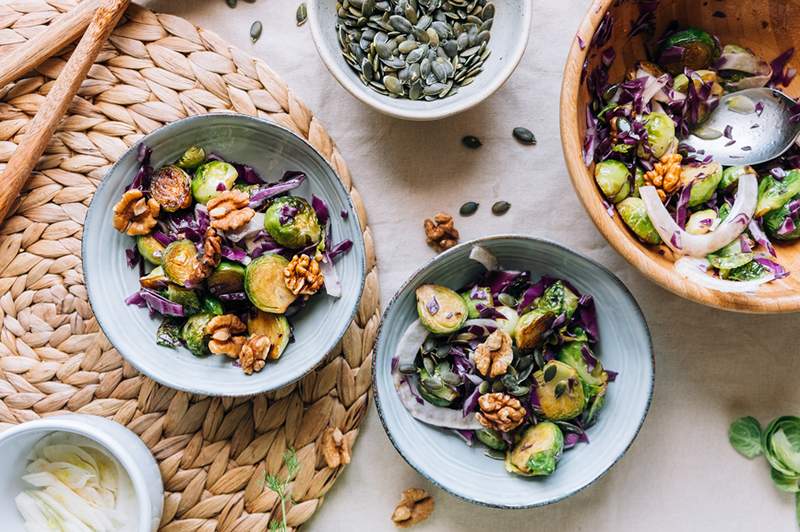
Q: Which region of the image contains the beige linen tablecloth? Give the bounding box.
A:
[141,0,800,529]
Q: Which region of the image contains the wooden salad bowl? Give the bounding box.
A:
[561,0,800,313]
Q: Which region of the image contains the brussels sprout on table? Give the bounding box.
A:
[415,284,468,335]
[191,160,238,204]
[136,234,166,265]
[505,422,564,477]
[264,196,322,249]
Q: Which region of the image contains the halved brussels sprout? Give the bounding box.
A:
[557,341,606,388]
[707,238,754,270]
[137,234,166,265]
[504,422,564,477]
[764,194,800,241]
[164,284,201,315]
[641,112,676,159]
[720,165,755,191]
[417,364,460,407]
[594,160,631,203]
[415,284,468,335]
[181,313,213,356]
[140,266,169,290]
[207,260,246,295]
[533,360,587,421]
[176,145,205,170]
[681,162,723,207]
[150,165,192,212]
[674,70,723,96]
[248,310,291,360]
[659,28,721,74]
[192,161,238,204]
[537,281,580,320]
[244,254,297,314]
[617,197,662,245]
[631,167,645,198]
[686,209,719,235]
[162,239,201,287]
[476,428,507,451]
[494,306,519,337]
[202,296,224,315]
[264,196,323,249]
[460,286,493,319]
[756,170,800,217]
[513,309,554,349]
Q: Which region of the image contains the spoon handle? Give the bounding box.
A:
[0,0,101,88]
[0,0,129,225]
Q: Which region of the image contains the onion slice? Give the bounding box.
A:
[675,257,774,293]
[469,245,498,271]
[392,320,482,430]
[640,173,758,257]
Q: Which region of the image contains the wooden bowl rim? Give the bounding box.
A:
[560,0,800,314]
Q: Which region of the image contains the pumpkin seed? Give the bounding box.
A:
[250,21,262,43]
[226,0,237,8]
[461,135,482,149]
[491,201,511,215]
[543,364,557,382]
[554,381,568,398]
[459,201,479,215]
[513,126,537,145]
[296,3,308,26]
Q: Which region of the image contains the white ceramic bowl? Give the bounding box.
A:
[0,415,163,531]
[307,0,532,121]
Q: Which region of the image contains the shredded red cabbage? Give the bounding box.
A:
[769,48,797,87]
[126,288,185,317]
[311,194,330,225]
[754,257,789,279]
[675,182,693,229]
[248,171,306,210]
[125,246,141,269]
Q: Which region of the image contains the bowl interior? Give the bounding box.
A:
[309,0,530,119]
[374,236,653,508]
[84,113,366,396]
[563,0,800,312]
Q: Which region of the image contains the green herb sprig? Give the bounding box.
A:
[266,448,300,532]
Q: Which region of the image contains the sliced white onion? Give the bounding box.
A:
[461,318,499,329]
[392,320,483,430]
[726,94,757,115]
[225,212,265,242]
[692,125,724,140]
[640,173,757,257]
[468,245,498,271]
[320,257,341,298]
[675,257,774,293]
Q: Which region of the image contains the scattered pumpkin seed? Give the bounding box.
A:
[462,135,482,149]
[543,364,557,383]
[250,21,263,43]
[225,0,237,8]
[459,201,479,216]
[512,126,537,145]
[296,3,308,26]
[491,201,510,216]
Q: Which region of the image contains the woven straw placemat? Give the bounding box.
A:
[0,1,379,530]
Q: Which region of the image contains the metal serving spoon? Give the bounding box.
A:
[683,87,799,167]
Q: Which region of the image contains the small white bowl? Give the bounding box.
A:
[0,415,163,532]
[307,1,532,121]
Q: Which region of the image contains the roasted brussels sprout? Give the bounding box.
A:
[150,165,192,212]
[162,239,201,287]
[164,284,201,314]
[720,165,755,191]
[156,317,183,349]
[417,363,460,407]
[685,209,718,235]
[248,310,291,360]
[181,313,213,356]
[681,162,722,207]
[557,341,606,389]
[494,306,520,337]
[594,160,631,203]
[192,161,238,204]
[533,361,587,421]
[140,266,169,290]
[537,281,580,320]
[476,428,507,451]
[416,284,468,335]
[617,197,662,245]
[136,234,166,265]
[641,112,676,159]
[631,167,645,198]
[202,296,224,315]
[756,171,800,217]
[659,28,721,75]
[207,260,246,295]
[263,196,323,249]
[504,422,564,477]
[244,254,297,314]
[176,145,205,170]
[460,286,493,319]
[764,195,800,241]
[707,238,754,270]
[513,309,554,349]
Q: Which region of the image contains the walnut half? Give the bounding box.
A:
[391,488,434,529]
[284,253,325,296]
[206,314,247,357]
[207,190,255,231]
[112,189,160,236]
[239,334,270,374]
[475,392,526,433]
[423,212,459,251]
[474,329,513,378]
[321,426,351,469]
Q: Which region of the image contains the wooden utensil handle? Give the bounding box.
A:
[0,0,101,88]
[0,0,129,224]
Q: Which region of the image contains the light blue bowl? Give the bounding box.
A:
[83,113,366,396]
[373,235,654,508]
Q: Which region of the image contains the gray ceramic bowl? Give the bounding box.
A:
[307,0,532,121]
[374,235,654,508]
[84,113,366,396]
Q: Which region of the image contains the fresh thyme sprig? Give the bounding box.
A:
[266,448,300,532]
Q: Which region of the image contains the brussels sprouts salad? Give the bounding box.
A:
[112,144,352,374]
[392,246,615,477]
[584,23,799,292]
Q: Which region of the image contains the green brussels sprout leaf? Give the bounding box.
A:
[770,466,800,493]
[707,239,754,271]
[762,416,800,477]
[728,416,763,459]
[460,286,493,319]
[537,281,579,320]
[764,194,800,241]
[156,317,183,349]
[202,296,224,316]
[756,170,800,218]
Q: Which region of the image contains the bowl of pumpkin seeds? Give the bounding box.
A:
[307,0,531,120]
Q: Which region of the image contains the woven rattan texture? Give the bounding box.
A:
[0,1,379,530]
